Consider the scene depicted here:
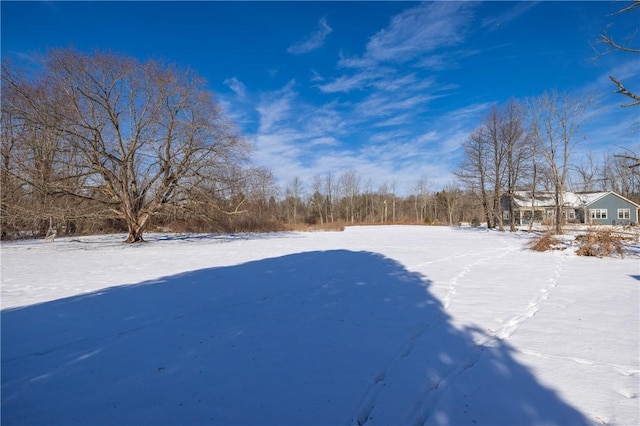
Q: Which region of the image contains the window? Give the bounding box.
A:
[567,210,576,220]
[618,208,630,220]
[590,209,607,220]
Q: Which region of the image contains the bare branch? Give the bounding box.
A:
[609,76,640,107]
[613,154,640,169]
[609,0,640,16]
[598,33,640,54]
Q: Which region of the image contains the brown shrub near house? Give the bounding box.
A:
[575,230,625,258]
[529,233,567,252]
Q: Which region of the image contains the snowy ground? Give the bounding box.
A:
[1,226,639,426]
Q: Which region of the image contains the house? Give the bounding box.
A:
[501,191,640,226]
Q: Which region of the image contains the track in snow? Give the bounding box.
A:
[492,254,568,341]
[351,240,577,426]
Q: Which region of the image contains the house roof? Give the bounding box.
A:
[563,192,610,207]
[512,191,623,208]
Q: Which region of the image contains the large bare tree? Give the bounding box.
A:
[456,102,526,230]
[3,49,250,242]
[528,90,592,234]
[499,100,528,232]
[456,129,493,228]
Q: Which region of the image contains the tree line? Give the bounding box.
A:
[2,48,638,242]
[0,49,467,241]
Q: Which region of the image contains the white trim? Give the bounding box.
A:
[590,208,608,220]
[618,208,630,220]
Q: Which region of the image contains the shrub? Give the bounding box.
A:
[575,230,625,258]
[528,233,566,252]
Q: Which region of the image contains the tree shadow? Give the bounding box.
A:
[2,250,589,426]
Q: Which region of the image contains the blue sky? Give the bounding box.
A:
[2,1,639,194]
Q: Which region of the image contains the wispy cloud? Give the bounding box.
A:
[310,69,324,82]
[287,16,333,55]
[356,92,442,118]
[251,82,353,183]
[340,2,476,67]
[480,2,539,32]
[317,69,386,93]
[223,77,246,99]
[256,81,297,133]
[368,130,411,144]
[238,4,495,193]
[373,114,412,128]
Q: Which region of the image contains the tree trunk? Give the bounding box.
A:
[509,193,516,232]
[528,159,538,233]
[126,228,146,243]
[554,187,563,235]
[494,193,504,231]
[125,213,149,243]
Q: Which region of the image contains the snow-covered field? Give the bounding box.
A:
[2,226,639,426]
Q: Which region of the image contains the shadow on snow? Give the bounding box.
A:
[2,250,589,426]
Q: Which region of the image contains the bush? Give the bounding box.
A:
[528,233,566,252]
[575,230,625,258]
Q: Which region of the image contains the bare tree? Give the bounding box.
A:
[1,60,90,238]
[4,49,250,242]
[500,100,527,232]
[413,176,431,223]
[310,174,325,224]
[456,103,527,230]
[456,129,493,227]
[600,151,639,200]
[524,119,540,233]
[245,167,279,219]
[388,178,398,223]
[339,170,360,224]
[528,90,592,234]
[324,173,336,223]
[377,182,393,223]
[485,107,508,231]
[573,152,602,192]
[285,176,304,224]
[438,183,460,226]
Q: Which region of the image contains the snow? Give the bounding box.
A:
[512,190,612,208]
[1,226,639,426]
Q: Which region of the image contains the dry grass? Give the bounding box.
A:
[286,221,346,232]
[575,229,626,258]
[528,233,567,252]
